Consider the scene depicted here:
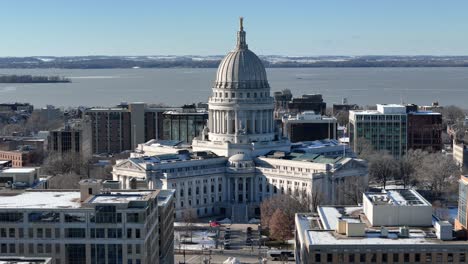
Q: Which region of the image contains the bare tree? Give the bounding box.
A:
[434,105,465,126]
[41,153,91,177]
[260,194,307,230]
[418,153,459,198]
[340,176,367,205]
[368,152,399,189]
[48,173,82,189]
[355,137,377,160]
[182,209,198,243]
[269,209,292,242]
[334,110,349,126]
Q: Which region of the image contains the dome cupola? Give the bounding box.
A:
[214,17,269,89]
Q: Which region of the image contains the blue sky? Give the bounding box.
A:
[1,0,468,56]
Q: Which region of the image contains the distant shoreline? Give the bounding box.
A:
[2,55,468,69]
[0,74,71,83]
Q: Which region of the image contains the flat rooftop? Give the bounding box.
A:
[2,168,36,173]
[297,206,452,246]
[157,189,175,206]
[262,151,347,164]
[0,257,51,264]
[131,150,220,165]
[0,191,81,209]
[292,139,344,149]
[365,189,431,206]
[89,191,153,204]
[0,190,155,209]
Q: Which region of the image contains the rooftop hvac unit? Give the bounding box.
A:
[399,226,409,238]
[380,226,389,238]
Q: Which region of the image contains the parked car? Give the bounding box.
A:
[209,220,220,227]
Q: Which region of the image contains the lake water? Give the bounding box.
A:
[0,67,467,108]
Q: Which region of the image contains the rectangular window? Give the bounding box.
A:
[135,244,141,254]
[65,228,86,238]
[65,212,86,223]
[28,211,60,223]
[0,212,23,222]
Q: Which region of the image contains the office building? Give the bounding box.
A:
[282,111,337,142]
[332,98,359,115]
[287,94,326,116]
[273,91,326,119]
[295,189,464,264]
[453,140,468,170]
[0,179,174,264]
[0,103,33,113]
[349,104,408,158]
[48,120,92,160]
[0,147,41,168]
[157,189,175,264]
[84,103,206,154]
[407,111,442,152]
[455,175,468,238]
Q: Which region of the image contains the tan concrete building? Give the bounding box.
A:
[295,189,466,264]
[0,180,175,264]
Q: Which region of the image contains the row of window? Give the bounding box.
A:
[162,165,214,173]
[355,115,407,121]
[0,209,147,224]
[314,251,465,263]
[0,227,144,240]
[213,91,268,99]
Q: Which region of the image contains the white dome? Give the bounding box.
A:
[214,19,269,90]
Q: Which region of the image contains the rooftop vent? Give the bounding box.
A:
[399,226,409,238]
[380,226,388,238]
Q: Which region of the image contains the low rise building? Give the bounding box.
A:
[0,179,173,264]
[282,111,337,142]
[0,148,39,168]
[453,140,468,169]
[295,189,464,264]
[0,168,38,188]
[0,103,33,113]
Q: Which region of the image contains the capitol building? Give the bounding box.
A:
[112,19,368,221]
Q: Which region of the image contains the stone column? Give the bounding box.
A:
[227,111,232,134]
[215,177,219,202]
[259,110,263,134]
[243,177,247,203]
[266,110,270,133]
[234,178,239,203]
[214,111,218,133]
[227,177,231,202]
[252,111,256,133]
[221,111,224,134]
[234,110,239,134]
[250,177,254,203]
[185,182,189,209]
